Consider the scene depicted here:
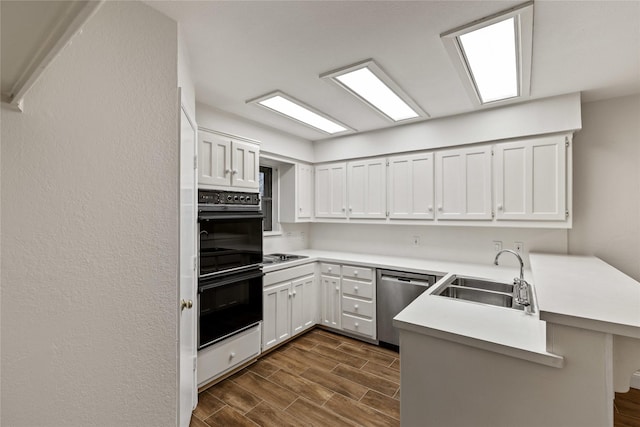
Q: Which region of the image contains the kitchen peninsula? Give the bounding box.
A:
[395,253,640,427]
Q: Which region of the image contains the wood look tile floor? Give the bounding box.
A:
[191,327,640,427]
[191,328,400,427]
[615,387,640,427]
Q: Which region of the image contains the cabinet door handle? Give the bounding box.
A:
[225,168,231,175]
[293,291,296,296]
[438,205,443,211]
[230,352,236,359]
[335,287,339,291]
[232,169,238,175]
[354,304,359,310]
[354,270,358,276]
[328,267,332,271]
[497,203,503,211]
[355,322,359,328]
[288,292,292,298]
[354,286,359,292]
[428,206,433,212]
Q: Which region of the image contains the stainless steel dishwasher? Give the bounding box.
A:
[377,269,438,350]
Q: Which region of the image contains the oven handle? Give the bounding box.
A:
[199,270,265,293]
[198,211,264,221]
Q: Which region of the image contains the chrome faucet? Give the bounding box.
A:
[494,249,524,282]
[494,249,532,313]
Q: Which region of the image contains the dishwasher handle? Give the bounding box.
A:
[380,276,433,287]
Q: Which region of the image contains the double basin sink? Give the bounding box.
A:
[432,275,532,312]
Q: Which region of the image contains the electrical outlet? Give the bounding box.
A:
[493,240,503,252]
[412,235,420,246]
[514,241,524,253]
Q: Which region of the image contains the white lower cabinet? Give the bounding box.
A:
[197,323,261,387]
[320,263,341,329]
[340,265,376,339]
[262,264,317,351]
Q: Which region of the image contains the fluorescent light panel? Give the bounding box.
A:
[441,2,533,106]
[459,17,518,103]
[250,92,349,135]
[323,60,426,122]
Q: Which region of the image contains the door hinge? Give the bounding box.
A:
[386,160,389,167]
[193,256,197,272]
[565,136,570,148]
[193,355,197,371]
[491,211,495,219]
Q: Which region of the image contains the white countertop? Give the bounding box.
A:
[264,249,563,367]
[530,253,640,339]
[264,250,640,366]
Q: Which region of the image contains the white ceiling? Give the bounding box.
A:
[11,1,638,141]
[146,0,640,141]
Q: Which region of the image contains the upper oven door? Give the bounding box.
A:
[198,209,263,277]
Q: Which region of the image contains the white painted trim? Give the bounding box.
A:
[197,126,261,145]
[631,371,640,389]
[7,1,105,109]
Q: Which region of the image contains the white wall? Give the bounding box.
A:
[178,26,196,119]
[264,223,311,254]
[196,102,314,163]
[310,223,567,269]
[314,93,582,163]
[1,2,179,426]
[569,94,640,281]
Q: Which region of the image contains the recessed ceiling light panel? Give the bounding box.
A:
[321,60,428,123]
[441,1,533,106]
[247,91,353,135]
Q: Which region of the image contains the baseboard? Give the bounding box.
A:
[631,371,640,390]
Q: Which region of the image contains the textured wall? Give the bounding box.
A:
[569,94,640,281]
[1,2,179,426]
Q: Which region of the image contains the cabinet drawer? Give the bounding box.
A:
[342,278,374,299]
[342,265,373,281]
[342,313,374,337]
[320,263,341,276]
[197,324,261,386]
[342,296,374,318]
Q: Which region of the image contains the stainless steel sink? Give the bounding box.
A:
[263,253,308,264]
[432,275,528,311]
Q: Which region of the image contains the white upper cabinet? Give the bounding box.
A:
[279,162,314,223]
[315,162,347,218]
[388,153,435,219]
[198,129,259,190]
[297,163,314,220]
[494,135,567,221]
[347,158,387,219]
[435,145,492,220]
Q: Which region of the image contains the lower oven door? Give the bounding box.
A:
[198,267,263,349]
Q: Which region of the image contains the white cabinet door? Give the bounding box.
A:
[297,163,313,220]
[435,145,492,220]
[291,274,316,335]
[315,163,347,218]
[231,140,259,190]
[199,131,231,187]
[262,282,291,351]
[348,158,387,219]
[494,135,566,220]
[321,275,341,329]
[388,152,435,219]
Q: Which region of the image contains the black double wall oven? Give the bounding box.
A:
[198,189,263,350]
